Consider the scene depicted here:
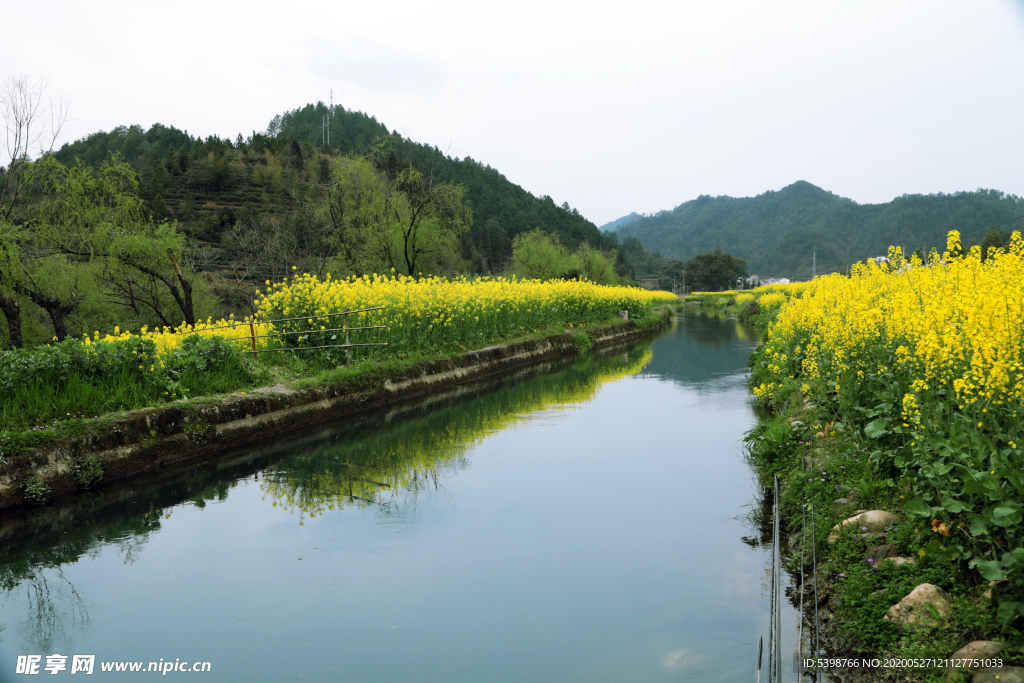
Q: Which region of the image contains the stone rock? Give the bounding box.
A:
[828,510,900,542]
[883,583,952,631]
[867,543,899,556]
[973,666,1024,683]
[832,489,859,513]
[833,497,856,514]
[947,641,1004,675]
[802,455,814,471]
[255,382,296,395]
[884,557,917,567]
[865,544,899,568]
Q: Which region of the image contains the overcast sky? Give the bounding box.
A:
[3,0,1023,226]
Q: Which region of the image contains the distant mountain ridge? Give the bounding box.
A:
[599,212,641,232]
[615,181,1024,280]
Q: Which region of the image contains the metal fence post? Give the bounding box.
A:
[217,308,385,358]
[248,322,258,359]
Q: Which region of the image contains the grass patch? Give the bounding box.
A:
[0,334,268,435]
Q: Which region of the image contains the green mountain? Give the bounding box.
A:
[51,102,631,279]
[615,181,1024,280]
[598,212,640,232]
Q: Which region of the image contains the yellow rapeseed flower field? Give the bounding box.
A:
[753,231,1024,450]
[91,274,676,360]
[750,230,1024,585]
[253,272,676,357]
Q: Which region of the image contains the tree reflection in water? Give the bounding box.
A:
[0,506,166,653]
[1,566,87,654]
[259,348,653,521]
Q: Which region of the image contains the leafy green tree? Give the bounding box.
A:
[190,139,208,162]
[981,228,1007,262]
[683,249,748,292]
[657,259,685,291]
[24,157,203,330]
[151,194,168,220]
[311,156,387,277]
[574,243,619,285]
[176,145,190,173]
[471,217,511,273]
[0,75,68,348]
[509,230,619,283]
[289,139,305,170]
[378,164,472,276]
[511,229,571,280]
[162,148,179,175]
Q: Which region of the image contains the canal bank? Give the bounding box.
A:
[0,309,671,510]
[739,301,1024,683]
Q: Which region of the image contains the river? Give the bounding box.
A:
[0,308,804,682]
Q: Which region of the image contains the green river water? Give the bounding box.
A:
[0,308,803,682]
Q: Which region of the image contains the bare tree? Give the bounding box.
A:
[226,213,302,282]
[0,74,68,220]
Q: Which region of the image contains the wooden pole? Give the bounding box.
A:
[249,322,258,359]
[345,308,350,365]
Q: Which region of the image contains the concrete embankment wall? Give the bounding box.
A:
[0,315,668,510]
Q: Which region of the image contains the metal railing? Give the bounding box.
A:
[210,307,387,363]
[768,474,782,683]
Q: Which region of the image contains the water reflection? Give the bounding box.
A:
[0,343,651,658]
[639,305,761,386]
[260,348,652,519]
[0,506,168,654]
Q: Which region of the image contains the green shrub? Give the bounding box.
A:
[573,331,593,353]
[24,476,50,504]
[163,334,265,395]
[73,456,103,489]
[741,298,761,320]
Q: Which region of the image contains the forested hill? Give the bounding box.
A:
[612,181,1024,280]
[52,102,628,278]
[598,212,640,232]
